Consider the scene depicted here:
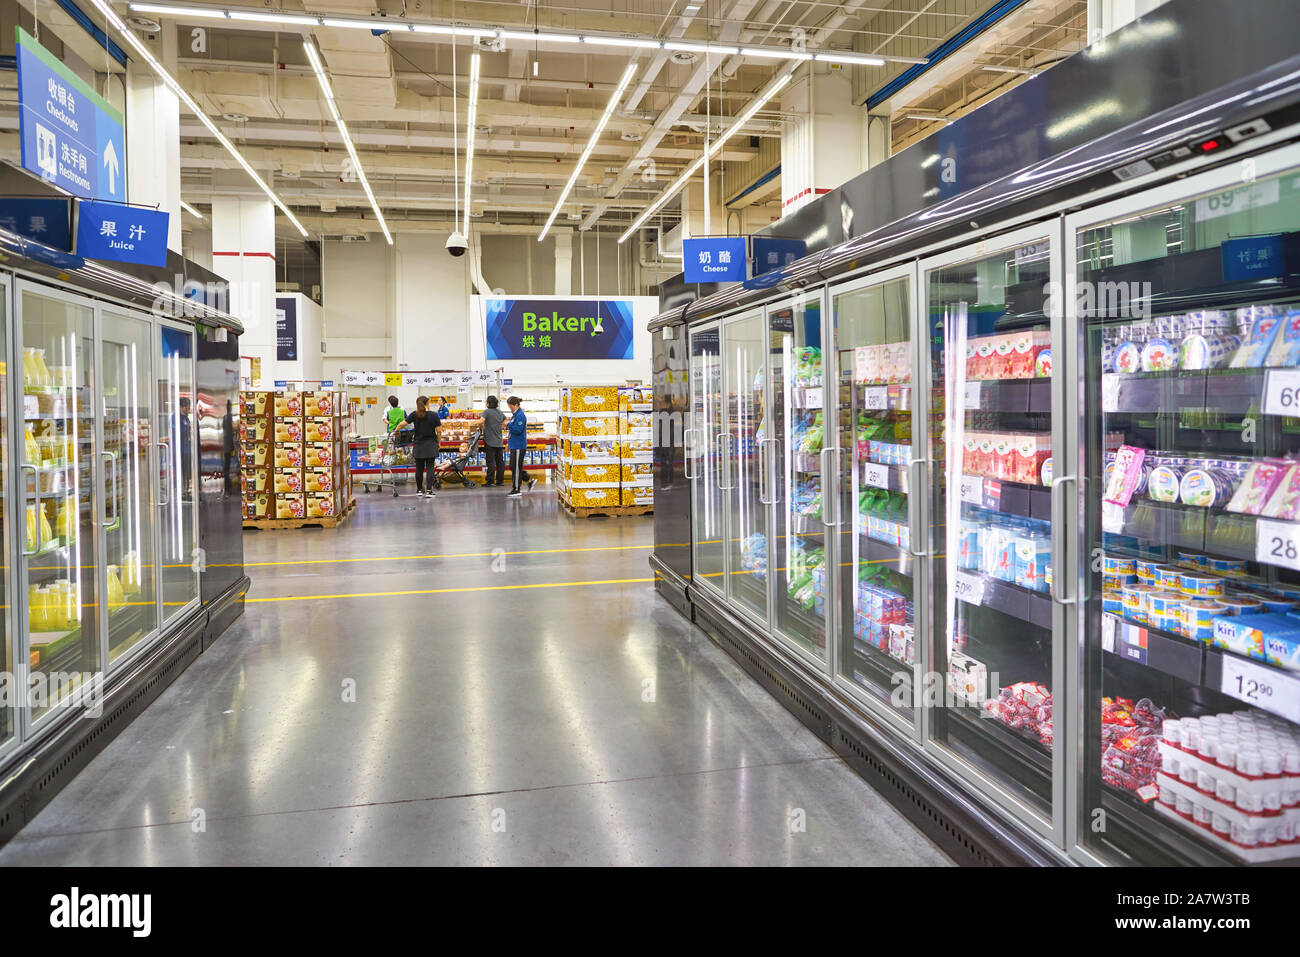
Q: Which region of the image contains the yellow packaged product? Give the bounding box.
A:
[273,392,303,417]
[304,467,333,492]
[274,468,304,494]
[305,417,335,443]
[569,486,621,509]
[275,493,305,519]
[304,443,334,468]
[570,464,623,485]
[569,386,620,413]
[570,414,620,437]
[274,443,303,468]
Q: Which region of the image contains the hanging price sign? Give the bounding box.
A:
[1220,655,1300,723]
[963,381,981,409]
[862,387,888,411]
[805,387,823,409]
[862,462,891,490]
[1254,518,1300,570]
[1262,369,1300,417]
[953,571,986,606]
[959,475,984,506]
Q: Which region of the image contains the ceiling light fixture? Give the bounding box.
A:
[981,64,1039,76]
[180,200,204,219]
[128,4,929,63]
[91,0,308,236]
[539,62,637,243]
[304,38,392,244]
[618,70,792,244]
[462,51,481,236]
[906,113,953,124]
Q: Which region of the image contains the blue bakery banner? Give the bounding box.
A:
[75,200,170,267]
[683,237,748,283]
[16,26,126,203]
[485,298,635,360]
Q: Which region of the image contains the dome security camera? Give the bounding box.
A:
[446,231,468,257]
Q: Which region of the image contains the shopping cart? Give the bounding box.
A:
[358,427,413,496]
[430,425,483,489]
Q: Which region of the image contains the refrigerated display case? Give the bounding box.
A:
[829,266,921,724]
[1073,147,1300,864]
[924,227,1066,835]
[767,293,829,664]
[723,311,770,626]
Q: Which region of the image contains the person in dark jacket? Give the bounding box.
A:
[480,395,506,487]
[506,396,536,497]
[405,395,441,498]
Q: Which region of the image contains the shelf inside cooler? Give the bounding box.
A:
[858,533,914,576]
[1101,369,1272,417]
[851,639,915,697]
[955,571,1053,629]
[944,704,1053,797]
[965,378,1051,414]
[1102,613,1205,685]
[1102,497,1274,564]
[958,475,1051,520]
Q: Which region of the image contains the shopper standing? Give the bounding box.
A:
[437,397,451,421]
[506,396,536,497]
[480,395,506,487]
[385,395,407,432]
[405,396,441,498]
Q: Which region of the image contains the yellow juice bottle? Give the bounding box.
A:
[39,506,52,549]
[56,498,74,542]
[23,426,38,464]
[106,565,125,609]
[32,349,51,389]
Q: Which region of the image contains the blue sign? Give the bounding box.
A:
[274,380,288,388]
[683,237,748,283]
[1222,234,1285,283]
[75,201,170,267]
[0,197,72,250]
[320,380,334,389]
[16,27,126,203]
[752,236,807,275]
[484,299,634,360]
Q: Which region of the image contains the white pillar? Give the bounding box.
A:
[126,29,181,253]
[863,104,891,171]
[554,230,573,295]
[780,67,863,216]
[211,193,276,377]
[1087,0,1172,43]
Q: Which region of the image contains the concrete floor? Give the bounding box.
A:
[0,481,952,865]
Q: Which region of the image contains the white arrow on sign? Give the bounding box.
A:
[102,139,120,195]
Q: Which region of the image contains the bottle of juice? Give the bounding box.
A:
[106,565,125,609]
[21,348,37,390]
[39,506,52,550]
[29,586,50,631]
[32,349,51,389]
[56,498,74,543]
[23,425,38,464]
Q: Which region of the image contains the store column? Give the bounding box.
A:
[125,28,181,254]
[554,229,573,295]
[1086,0,1172,42]
[211,191,277,378]
[780,67,863,216]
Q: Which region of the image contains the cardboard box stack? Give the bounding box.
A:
[240,389,352,523]
[557,386,653,511]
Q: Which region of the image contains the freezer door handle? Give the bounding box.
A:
[715,432,736,490]
[1051,474,1078,606]
[100,451,119,529]
[820,447,839,528]
[20,464,42,556]
[907,457,930,558]
[682,427,700,480]
[157,441,171,507]
[757,437,779,505]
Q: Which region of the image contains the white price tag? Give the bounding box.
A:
[954,571,986,607]
[419,373,441,387]
[862,462,891,489]
[438,373,459,387]
[805,387,823,409]
[1102,615,1116,653]
[1101,500,1125,535]
[862,387,888,411]
[342,370,363,385]
[1262,369,1300,417]
[458,373,476,387]
[1255,518,1300,570]
[1101,374,1120,414]
[1220,655,1300,724]
[361,372,383,386]
[475,371,494,383]
[963,381,980,409]
[959,475,984,506]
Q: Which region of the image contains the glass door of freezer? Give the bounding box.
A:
[1072,147,1300,865]
[15,283,102,724]
[924,226,1062,832]
[830,265,922,725]
[767,293,829,666]
[722,310,770,626]
[689,323,725,596]
[0,277,14,751]
[158,322,199,621]
[100,310,158,665]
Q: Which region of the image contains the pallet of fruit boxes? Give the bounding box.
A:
[239,389,355,528]
[557,385,653,517]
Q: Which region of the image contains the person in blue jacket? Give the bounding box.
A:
[506,396,536,496]
[437,397,451,420]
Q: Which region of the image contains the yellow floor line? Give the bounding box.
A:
[245,576,657,603]
[223,542,676,569]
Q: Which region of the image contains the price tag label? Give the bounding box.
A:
[963,381,980,410]
[862,462,891,489]
[805,387,823,409]
[1101,500,1125,535]
[361,372,383,386]
[1220,655,1300,724]
[475,371,495,383]
[1255,518,1300,570]
[1101,614,1116,653]
[1101,374,1120,414]
[953,571,985,606]
[959,475,984,506]
[862,387,887,411]
[1262,369,1300,417]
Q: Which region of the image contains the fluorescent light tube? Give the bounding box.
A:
[228,11,318,24]
[463,52,481,236]
[539,62,638,242]
[411,23,461,35]
[739,47,809,60]
[129,3,228,18]
[581,35,662,50]
[180,200,204,219]
[812,51,885,66]
[498,29,580,43]
[664,40,716,53]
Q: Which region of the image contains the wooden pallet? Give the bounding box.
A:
[559,497,653,519]
[243,498,356,530]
